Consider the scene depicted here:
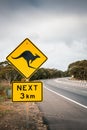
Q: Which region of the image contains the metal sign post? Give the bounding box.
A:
[25,78,29,129]
[25,102,29,129]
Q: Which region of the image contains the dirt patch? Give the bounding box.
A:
[0,100,47,130]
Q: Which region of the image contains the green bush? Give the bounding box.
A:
[5,87,12,99]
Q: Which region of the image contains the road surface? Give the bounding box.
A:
[38,78,87,130]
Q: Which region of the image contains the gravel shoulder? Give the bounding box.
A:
[0,100,47,130]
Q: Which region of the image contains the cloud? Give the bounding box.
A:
[39,40,87,70]
[1,0,87,14]
[0,0,87,70]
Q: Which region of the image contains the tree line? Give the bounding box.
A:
[0,61,66,83]
[0,60,87,82]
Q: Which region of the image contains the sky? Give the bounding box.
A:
[0,0,87,71]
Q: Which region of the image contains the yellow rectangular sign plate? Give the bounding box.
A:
[12,82,43,102]
[6,38,47,79]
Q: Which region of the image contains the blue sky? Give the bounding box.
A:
[0,0,87,70]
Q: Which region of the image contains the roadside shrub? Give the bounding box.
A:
[5,87,12,99]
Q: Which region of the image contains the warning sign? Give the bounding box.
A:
[6,38,47,78]
[12,82,43,102]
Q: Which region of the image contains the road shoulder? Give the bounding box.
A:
[0,100,47,130]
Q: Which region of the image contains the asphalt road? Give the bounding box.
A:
[38,78,87,130]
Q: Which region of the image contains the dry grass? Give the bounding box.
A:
[0,100,47,130]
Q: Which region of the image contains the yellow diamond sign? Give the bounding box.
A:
[6,38,47,78]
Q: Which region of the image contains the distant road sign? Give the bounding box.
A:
[6,38,47,78]
[12,82,43,102]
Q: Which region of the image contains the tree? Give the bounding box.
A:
[0,61,22,83]
[68,60,87,80]
[30,68,64,80]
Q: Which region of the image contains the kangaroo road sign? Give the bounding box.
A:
[6,38,47,78]
[12,82,43,102]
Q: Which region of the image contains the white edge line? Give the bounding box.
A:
[44,86,87,109]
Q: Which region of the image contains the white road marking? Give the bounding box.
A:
[54,79,87,88]
[44,86,87,109]
[82,90,87,94]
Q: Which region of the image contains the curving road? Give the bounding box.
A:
[38,78,87,130]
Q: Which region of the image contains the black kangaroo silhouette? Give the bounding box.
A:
[12,50,40,69]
